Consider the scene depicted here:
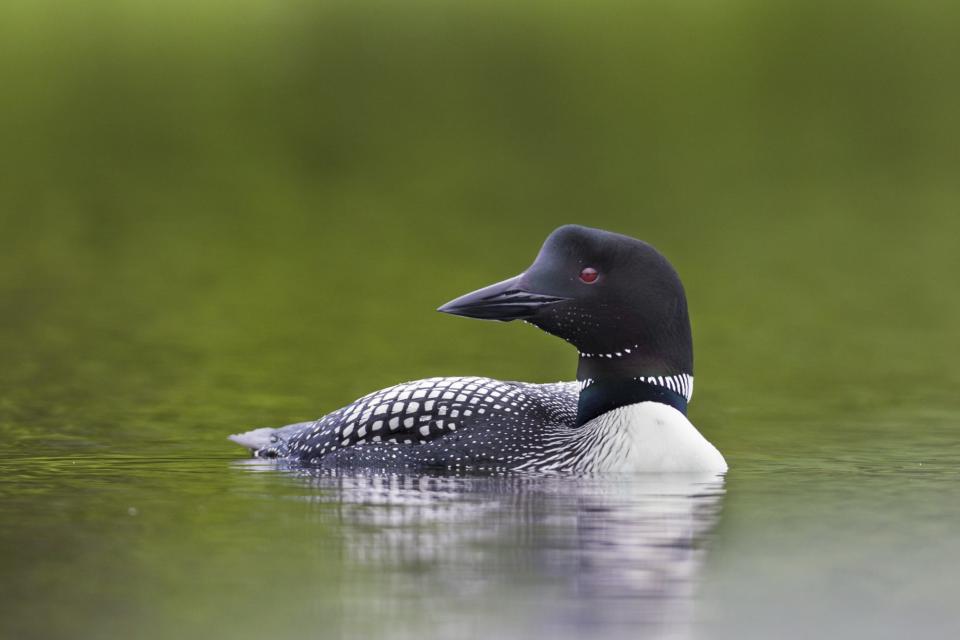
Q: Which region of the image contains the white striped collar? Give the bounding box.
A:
[577,373,693,402]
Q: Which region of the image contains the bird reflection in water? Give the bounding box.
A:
[238,462,725,640]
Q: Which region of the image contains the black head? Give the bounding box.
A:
[438,225,693,379]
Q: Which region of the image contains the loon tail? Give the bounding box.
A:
[228,427,277,451]
[228,421,313,456]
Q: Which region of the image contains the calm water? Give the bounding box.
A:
[3,1,960,638]
[2,418,959,639]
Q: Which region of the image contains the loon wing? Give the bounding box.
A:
[230,376,574,461]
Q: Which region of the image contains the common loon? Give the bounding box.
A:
[230,225,727,473]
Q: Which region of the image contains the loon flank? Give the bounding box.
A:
[229,225,727,473]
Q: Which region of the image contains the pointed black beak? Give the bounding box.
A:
[437,274,570,322]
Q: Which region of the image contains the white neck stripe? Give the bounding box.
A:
[577,374,694,402]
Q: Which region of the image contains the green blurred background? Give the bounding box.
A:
[3,0,958,449]
[1,1,959,639]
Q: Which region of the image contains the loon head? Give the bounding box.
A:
[438,225,693,384]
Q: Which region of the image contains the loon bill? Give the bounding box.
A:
[230,224,727,473]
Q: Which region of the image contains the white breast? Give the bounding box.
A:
[574,402,728,473]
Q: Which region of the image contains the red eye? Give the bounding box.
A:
[579,267,599,284]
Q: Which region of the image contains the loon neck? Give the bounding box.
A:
[575,354,694,427]
[576,377,690,426]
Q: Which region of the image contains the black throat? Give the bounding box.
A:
[573,334,694,427]
[576,378,688,426]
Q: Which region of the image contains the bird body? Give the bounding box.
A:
[231,225,727,473]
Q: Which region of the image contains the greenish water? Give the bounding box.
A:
[2,1,960,638]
